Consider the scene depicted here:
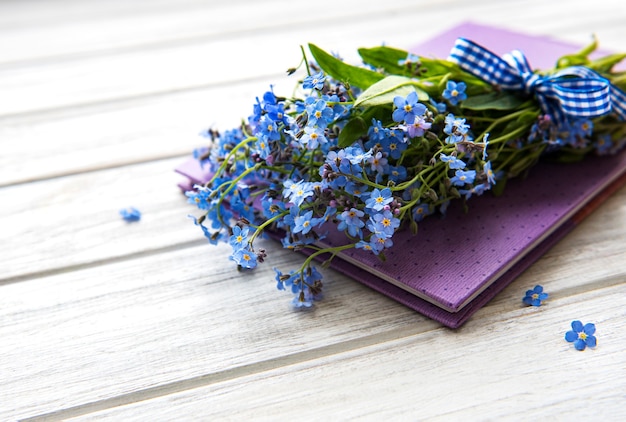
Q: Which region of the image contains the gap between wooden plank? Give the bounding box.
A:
[0,0,463,65]
[19,324,440,422]
[23,282,626,421]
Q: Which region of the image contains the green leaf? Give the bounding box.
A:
[308,43,384,89]
[556,36,598,69]
[419,57,460,76]
[358,46,409,75]
[337,116,368,148]
[360,103,394,126]
[461,91,525,110]
[577,36,599,57]
[587,53,626,73]
[354,75,429,108]
[500,109,540,135]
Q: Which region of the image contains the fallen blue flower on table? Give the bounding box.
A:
[119,207,141,222]
[523,285,548,306]
[565,320,597,351]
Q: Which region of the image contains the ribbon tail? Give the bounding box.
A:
[610,85,626,120]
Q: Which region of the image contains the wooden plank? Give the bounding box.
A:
[3,0,625,117]
[0,13,453,117]
[0,78,277,186]
[2,2,626,421]
[0,164,624,420]
[2,186,624,420]
[1,2,625,185]
[27,283,626,421]
[0,0,463,64]
[0,243,434,421]
[1,0,623,66]
[1,150,624,284]
[0,158,198,281]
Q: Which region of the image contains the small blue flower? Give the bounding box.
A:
[442,80,467,105]
[336,207,365,238]
[306,99,334,128]
[257,115,281,141]
[368,210,400,236]
[302,71,326,90]
[565,320,597,351]
[392,91,426,124]
[450,169,476,186]
[365,188,393,212]
[367,151,388,175]
[412,203,430,222]
[523,285,548,306]
[293,210,316,235]
[430,98,447,114]
[300,126,328,149]
[230,248,258,269]
[229,226,249,249]
[440,153,466,169]
[119,207,141,222]
[355,239,378,254]
[283,179,315,207]
[368,119,386,142]
[484,161,496,186]
[443,113,471,144]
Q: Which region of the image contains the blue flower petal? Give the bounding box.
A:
[565,331,578,342]
[538,293,549,301]
[574,339,587,351]
[534,285,543,293]
[531,299,541,307]
[583,323,596,336]
[586,335,597,348]
[571,320,583,332]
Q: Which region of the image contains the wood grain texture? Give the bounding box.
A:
[2,0,626,420]
[61,285,626,421]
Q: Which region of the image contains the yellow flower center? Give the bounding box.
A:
[579,332,588,340]
[452,89,459,97]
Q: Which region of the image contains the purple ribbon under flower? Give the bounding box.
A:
[448,38,626,125]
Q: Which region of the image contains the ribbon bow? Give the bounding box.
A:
[448,38,626,125]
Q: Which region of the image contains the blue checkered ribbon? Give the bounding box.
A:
[448,38,626,124]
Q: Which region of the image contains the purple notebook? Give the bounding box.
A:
[177,23,626,327]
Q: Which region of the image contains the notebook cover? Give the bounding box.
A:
[177,23,626,327]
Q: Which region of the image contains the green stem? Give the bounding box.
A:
[300,243,357,279]
[205,136,257,187]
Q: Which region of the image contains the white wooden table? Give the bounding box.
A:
[2,0,626,420]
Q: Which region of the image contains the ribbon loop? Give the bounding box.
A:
[448,38,626,123]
